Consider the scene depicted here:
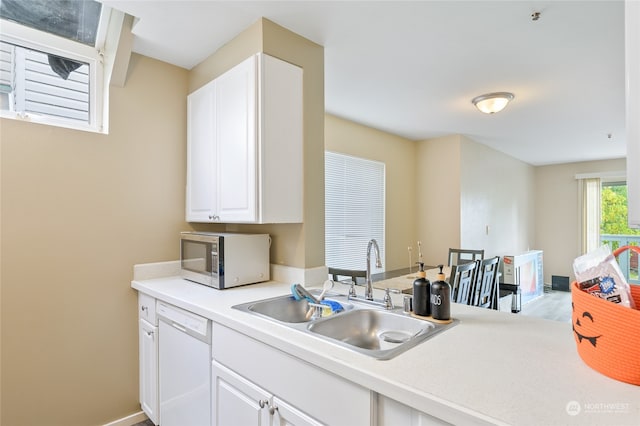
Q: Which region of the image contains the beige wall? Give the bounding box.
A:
[324,114,417,271]
[416,134,536,267]
[460,136,536,258]
[535,158,626,284]
[416,135,462,265]
[1,55,189,425]
[189,20,263,92]
[1,20,322,425]
[188,18,325,269]
[325,125,535,270]
[263,20,326,268]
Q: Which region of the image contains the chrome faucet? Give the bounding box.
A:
[365,239,382,300]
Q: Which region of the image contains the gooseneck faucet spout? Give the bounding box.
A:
[365,239,382,300]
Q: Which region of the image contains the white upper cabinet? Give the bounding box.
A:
[186,79,217,222]
[215,55,258,223]
[186,53,303,224]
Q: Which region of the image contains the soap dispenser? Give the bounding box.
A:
[412,262,431,316]
[430,264,451,321]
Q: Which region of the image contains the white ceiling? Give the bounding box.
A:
[101,0,627,166]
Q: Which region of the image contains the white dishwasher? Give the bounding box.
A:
[158,301,211,426]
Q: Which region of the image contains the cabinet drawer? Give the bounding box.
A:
[138,293,157,325]
[212,323,371,426]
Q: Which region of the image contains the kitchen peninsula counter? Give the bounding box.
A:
[371,266,450,293]
[132,271,639,426]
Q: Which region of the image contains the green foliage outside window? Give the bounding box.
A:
[601,185,640,236]
[601,184,639,281]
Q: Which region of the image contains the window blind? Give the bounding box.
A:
[325,151,385,272]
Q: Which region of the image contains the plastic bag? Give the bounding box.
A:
[573,245,635,309]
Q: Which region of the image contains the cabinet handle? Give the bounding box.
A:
[171,322,187,333]
[141,305,148,312]
[258,399,269,409]
[269,404,278,415]
[146,330,154,337]
[208,214,220,221]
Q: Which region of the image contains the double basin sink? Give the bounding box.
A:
[233,289,457,360]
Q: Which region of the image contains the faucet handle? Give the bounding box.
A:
[348,280,357,298]
[383,288,400,309]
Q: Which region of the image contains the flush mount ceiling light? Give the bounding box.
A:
[471,92,515,114]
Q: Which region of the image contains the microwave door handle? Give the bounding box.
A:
[211,251,218,274]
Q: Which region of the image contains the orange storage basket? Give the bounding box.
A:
[571,245,640,385]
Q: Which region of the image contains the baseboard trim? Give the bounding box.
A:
[103,411,148,426]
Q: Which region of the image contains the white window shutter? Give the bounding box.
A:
[325,151,385,272]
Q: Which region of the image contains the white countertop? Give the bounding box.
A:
[132,275,639,426]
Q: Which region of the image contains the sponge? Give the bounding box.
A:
[320,299,344,313]
[290,284,343,316]
[291,283,304,301]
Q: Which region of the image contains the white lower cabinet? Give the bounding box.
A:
[271,397,323,426]
[139,319,158,424]
[137,297,461,426]
[138,294,158,425]
[211,322,372,426]
[212,360,270,426]
[377,395,452,426]
[212,360,321,426]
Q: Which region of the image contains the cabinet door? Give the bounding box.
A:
[271,397,323,426]
[186,79,217,222]
[212,360,270,426]
[213,323,372,426]
[139,319,158,425]
[258,53,304,223]
[215,55,257,223]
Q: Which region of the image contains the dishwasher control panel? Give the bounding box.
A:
[157,302,210,339]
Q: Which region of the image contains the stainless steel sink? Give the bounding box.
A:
[233,292,457,360]
[307,309,456,359]
[247,295,314,323]
[233,292,354,324]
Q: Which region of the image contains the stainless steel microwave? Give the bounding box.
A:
[180,232,270,289]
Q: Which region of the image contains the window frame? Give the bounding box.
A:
[0,8,110,133]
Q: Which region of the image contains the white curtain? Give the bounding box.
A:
[580,177,601,254]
